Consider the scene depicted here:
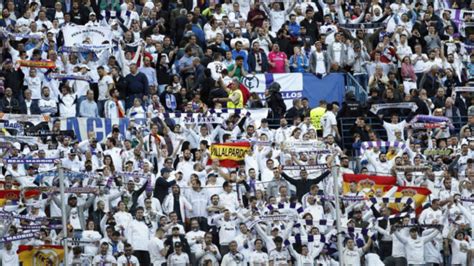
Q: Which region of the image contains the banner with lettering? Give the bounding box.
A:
[241,73,303,107]
[208,142,251,167]
[17,245,64,266]
[59,117,148,142]
[0,113,51,135]
[62,25,113,47]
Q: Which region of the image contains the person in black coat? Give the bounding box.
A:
[0,59,24,101]
[0,88,20,113]
[69,1,88,25]
[153,167,176,204]
[19,89,41,115]
[266,82,287,122]
[248,42,269,74]
[299,9,322,42]
[281,168,331,201]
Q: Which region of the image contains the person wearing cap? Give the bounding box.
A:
[167,241,190,265]
[51,190,97,231]
[85,11,100,26]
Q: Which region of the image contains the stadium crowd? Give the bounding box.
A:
[0,0,473,265]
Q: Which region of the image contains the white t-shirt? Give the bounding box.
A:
[341,247,363,266]
[92,254,117,265]
[321,111,337,138]
[98,75,114,101]
[167,252,190,265]
[116,255,140,266]
[269,249,290,265]
[24,76,42,100]
[383,120,407,141]
[315,51,327,74]
[148,237,166,266]
[332,42,343,64]
[207,61,225,81]
[249,251,269,265]
[451,238,469,265]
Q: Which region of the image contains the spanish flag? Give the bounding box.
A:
[17,60,56,69]
[384,185,431,214]
[208,142,251,168]
[0,190,21,206]
[17,245,64,266]
[342,174,397,197]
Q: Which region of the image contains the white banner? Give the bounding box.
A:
[62,25,113,47]
[241,73,303,107]
[282,140,328,152]
[370,102,418,114]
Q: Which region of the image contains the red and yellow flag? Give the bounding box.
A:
[343,174,397,196]
[17,245,64,266]
[0,190,20,206]
[18,60,56,69]
[208,142,251,167]
[384,185,431,214]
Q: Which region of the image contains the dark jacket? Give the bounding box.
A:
[125,72,149,96]
[266,92,286,119]
[19,99,41,115]
[1,69,24,99]
[248,50,269,73]
[164,235,191,257]
[154,177,176,204]
[300,18,320,41]
[0,97,20,113]
[281,171,331,201]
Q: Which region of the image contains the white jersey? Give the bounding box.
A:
[341,247,363,266]
[269,249,290,265]
[207,61,226,80]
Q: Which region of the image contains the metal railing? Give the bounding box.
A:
[339,116,469,156]
[344,73,368,104]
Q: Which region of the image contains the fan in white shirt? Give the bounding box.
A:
[207,54,226,81]
[92,242,117,266]
[116,244,140,266]
[167,242,190,265]
[1,242,18,266]
[24,68,42,100]
[148,228,169,266]
[221,241,246,266]
[249,239,269,266]
[340,237,373,266]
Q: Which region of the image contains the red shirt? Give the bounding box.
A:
[268,51,287,73]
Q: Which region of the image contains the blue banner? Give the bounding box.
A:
[302,73,345,107]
